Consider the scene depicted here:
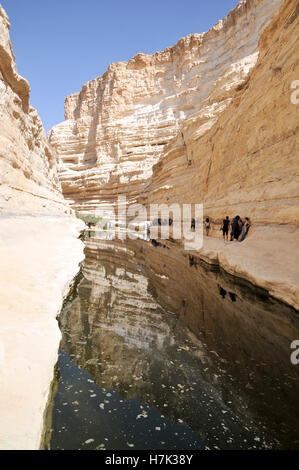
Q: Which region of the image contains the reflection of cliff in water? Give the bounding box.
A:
[137,239,299,446]
[60,238,299,449]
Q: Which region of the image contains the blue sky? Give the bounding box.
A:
[1,0,240,132]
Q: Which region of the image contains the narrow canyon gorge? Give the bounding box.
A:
[0,0,298,450]
[50,0,299,309]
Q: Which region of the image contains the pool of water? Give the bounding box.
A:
[45,237,299,450]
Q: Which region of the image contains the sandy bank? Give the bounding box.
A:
[0,215,85,449]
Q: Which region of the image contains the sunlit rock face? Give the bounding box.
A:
[143,0,298,226]
[0,5,69,214]
[49,0,283,214]
[0,5,85,450]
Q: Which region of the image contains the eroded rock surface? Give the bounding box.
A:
[144,0,298,226]
[0,5,69,214]
[0,5,85,450]
[0,216,84,450]
[144,0,299,308]
[50,0,299,309]
[49,0,284,216]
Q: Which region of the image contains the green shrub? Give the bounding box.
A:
[74,210,102,226]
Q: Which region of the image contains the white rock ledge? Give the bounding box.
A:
[185,226,299,311]
[0,215,85,450]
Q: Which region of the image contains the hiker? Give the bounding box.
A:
[240,217,251,242]
[239,218,246,240]
[239,217,244,235]
[205,217,210,236]
[191,218,196,232]
[230,218,235,240]
[221,216,230,241]
[230,215,241,240]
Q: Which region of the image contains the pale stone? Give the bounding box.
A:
[50,0,283,214]
[185,226,299,311]
[49,0,299,309]
[0,216,84,450]
[0,0,297,449]
[144,0,299,310]
[146,0,298,226]
[0,5,85,449]
[0,6,69,215]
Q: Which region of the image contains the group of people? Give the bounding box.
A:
[203,216,251,242]
[224,215,251,242]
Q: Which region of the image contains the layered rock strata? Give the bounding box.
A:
[49,0,284,216]
[143,0,299,308]
[50,0,299,308]
[0,5,84,449]
[143,0,298,226]
[0,6,68,214]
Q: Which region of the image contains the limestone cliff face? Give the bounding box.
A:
[0,5,69,214]
[0,5,85,450]
[143,0,299,227]
[49,0,284,216]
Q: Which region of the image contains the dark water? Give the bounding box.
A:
[45,237,299,450]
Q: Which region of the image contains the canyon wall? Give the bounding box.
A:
[49,0,299,308]
[49,0,288,221]
[0,5,84,449]
[143,0,299,227]
[0,5,69,214]
[140,0,299,310]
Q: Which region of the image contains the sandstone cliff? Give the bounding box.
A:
[49,0,298,309]
[49,0,285,218]
[0,5,69,214]
[142,0,299,309]
[144,0,298,226]
[0,5,84,450]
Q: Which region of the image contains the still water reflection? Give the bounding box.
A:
[46,238,299,450]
